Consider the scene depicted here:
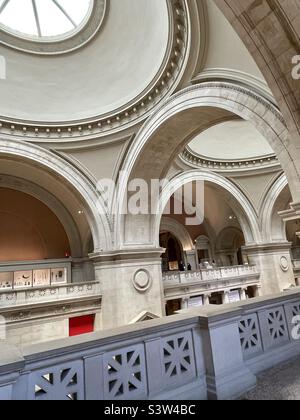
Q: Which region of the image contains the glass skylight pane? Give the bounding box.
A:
[36,0,74,37]
[0,0,39,36]
[57,0,91,25]
[0,0,91,38]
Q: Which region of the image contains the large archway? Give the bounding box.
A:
[214,0,300,140]
[0,188,70,261]
[156,171,260,247]
[260,173,290,243]
[0,139,112,253]
[118,82,297,248]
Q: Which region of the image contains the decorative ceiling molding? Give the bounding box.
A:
[180,147,281,174]
[0,0,106,55]
[192,68,274,104]
[0,0,194,143]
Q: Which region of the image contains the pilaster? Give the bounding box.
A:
[90,248,165,329]
[243,242,295,295]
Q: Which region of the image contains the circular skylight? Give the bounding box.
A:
[0,0,92,39]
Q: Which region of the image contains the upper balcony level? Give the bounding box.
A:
[0,259,102,346]
[162,264,259,284]
[162,265,260,302]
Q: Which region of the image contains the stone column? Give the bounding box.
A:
[71,258,85,283]
[203,294,211,306]
[242,242,295,296]
[90,248,166,329]
[240,288,247,301]
[222,290,230,304]
[185,250,198,271]
[71,258,96,283]
[181,297,190,310]
[254,285,262,297]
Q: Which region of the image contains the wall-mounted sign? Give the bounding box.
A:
[228,290,241,303]
[14,271,33,288]
[0,264,68,290]
[0,272,13,290]
[33,269,51,287]
[51,268,67,285]
[188,296,203,308]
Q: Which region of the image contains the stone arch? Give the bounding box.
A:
[160,217,194,252]
[215,226,245,266]
[118,82,296,248]
[214,0,300,139]
[195,234,213,262]
[260,173,291,242]
[0,138,112,253]
[155,171,260,248]
[216,226,245,251]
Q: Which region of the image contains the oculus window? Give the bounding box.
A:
[0,0,92,39]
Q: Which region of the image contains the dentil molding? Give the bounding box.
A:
[180,148,280,174]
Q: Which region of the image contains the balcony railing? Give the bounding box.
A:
[162,265,259,284]
[0,281,101,309]
[1,289,300,400]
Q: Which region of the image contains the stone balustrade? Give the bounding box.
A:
[162,265,259,285]
[0,281,102,347]
[1,289,300,400]
[0,281,101,309]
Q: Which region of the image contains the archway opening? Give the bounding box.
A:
[159,180,250,273]
[0,187,70,262]
[159,232,184,272]
[216,227,245,267]
[120,83,295,248]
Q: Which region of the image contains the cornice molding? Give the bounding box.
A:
[0,0,192,143]
[180,147,281,174]
[192,68,274,104]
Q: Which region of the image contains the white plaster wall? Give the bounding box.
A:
[67,140,127,182]
[204,0,265,82]
[189,121,274,160]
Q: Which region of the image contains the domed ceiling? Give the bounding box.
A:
[0,0,191,134]
[187,121,274,161]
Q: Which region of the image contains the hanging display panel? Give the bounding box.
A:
[13,270,33,288]
[51,268,67,285]
[0,272,13,290]
[33,269,51,287]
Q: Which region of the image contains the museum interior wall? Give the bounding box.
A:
[0,0,300,345]
[0,188,70,261]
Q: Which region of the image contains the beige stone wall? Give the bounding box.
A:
[6,318,69,347]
